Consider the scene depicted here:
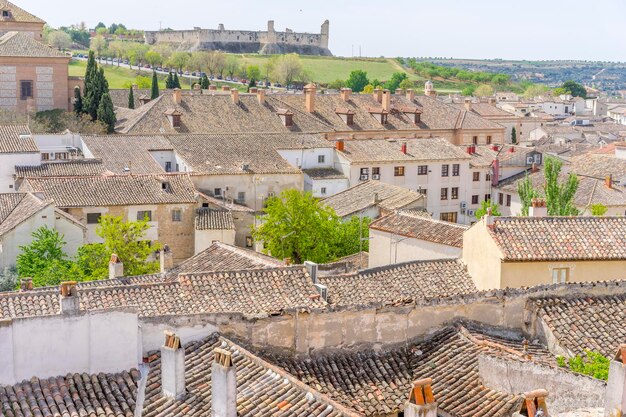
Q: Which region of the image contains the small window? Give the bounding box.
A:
[172,209,182,222]
[487,136,492,145]
[237,192,246,203]
[318,155,325,164]
[394,166,405,177]
[471,195,479,204]
[41,153,49,161]
[20,81,33,100]
[486,173,491,181]
[245,236,253,248]
[440,212,457,223]
[498,193,504,205]
[360,167,369,181]
[87,213,101,224]
[452,164,460,177]
[552,268,569,284]
[485,194,491,202]
[55,152,69,160]
[451,187,459,200]
[472,136,478,145]
[473,172,480,182]
[137,210,152,221]
[440,188,448,200]
[418,165,428,175]
[165,161,172,172]
[214,188,222,197]
[417,188,427,195]
[372,167,380,179]
[2,10,10,17]
[320,187,327,195]
[441,165,449,177]
[506,194,511,207]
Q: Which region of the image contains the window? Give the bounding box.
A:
[165,161,172,172]
[372,167,380,180]
[214,188,222,197]
[360,167,369,181]
[473,172,480,182]
[506,194,511,207]
[441,165,449,177]
[452,164,460,177]
[552,268,569,284]
[440,212,458,223]
[20,81,33,100]
[2,10,9,17]
[55,152,69,160]
[485,194,491,202]
[320,187,327,195]
[418,165,428,175]
[440,188,448,200]
[137,210,152,221]
[86,213,101,224]
[318,155,325,164]
[472,136,478,145]
[498,193,504,205]
[237,192,246,203]
[486,173,491,181]
[471,195,479,204]
[487,136,492,145]
[451,187,459,200]
[394,166,405,177]
[246,236,253,248]
[41,153,49,161]
[417,188,427,195]
[172,209,182,222]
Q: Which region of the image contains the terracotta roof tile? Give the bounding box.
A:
[338,137,471,163]
[0,1,44,23]
[370,211,467,247]
[15,159,107,178]
[195,208,234,230]
[0,124,37,153]
[0,31,67,58]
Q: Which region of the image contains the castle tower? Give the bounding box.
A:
[266,20,276,44]
[320,20,330,49]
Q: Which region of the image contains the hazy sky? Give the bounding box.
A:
[19,0,626,61]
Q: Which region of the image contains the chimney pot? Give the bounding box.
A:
[59,281,79,314]
[209,85,217,91]
[509,146,515,153]
[161,331,186,399]
[340,88,352,102]
[20,278,33,291]
[172,88,182,105]
[257,89,266,104]
[159,246,173,273]
[373,88,382,103]
[230,89,239,104]
[212,347,237,417]
[193,83,201,91]
[221,85,230,92]
[395,88,403,95]
[335,139,345,152]
[522,390,549,417]
[464,98,472,112]
[109,253,123,279]
[529,198,548,217]
[305,83,316,113]
[249,87,258,94]
[405,378,437,417]
[401,142,408,155]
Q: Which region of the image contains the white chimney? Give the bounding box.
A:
[212,347,237,417]
[605,344,626,417]
[109,253,123,279]
[404,378,437,417]
[161,331,186,399]
[304,261,318,284]
[529,198,547,217]
[59,281,79,314]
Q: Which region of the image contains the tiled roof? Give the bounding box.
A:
[338,137,471,163]
[453,102,516,118]
[488,217,626,261]
[272,324,554,417]
[321,251,369,272]
[323,180,424,217]
[195,208,234,230]
[0,192,49,237]
[15,159,107,178]
[0,370,140,417]
[370,211,468,247]
[0,124,37,153]
[0,1,45,23]
[21,174,197,207]
[302,167,347,179]
[530,294,626,357]
[570,153,626,179]
[0,31,67,58]
[167,242,284,276]
[142,334,353,417]
[469,145,538,168]
[82,135,171,174]
[317,259,476,307]
[109,88,152,109]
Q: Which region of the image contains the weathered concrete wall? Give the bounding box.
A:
[478,354,606,414]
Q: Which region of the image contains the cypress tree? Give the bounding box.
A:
[73,86,83,114]
[83,50,100,120]
[128,86,135,109]
[97,92,117,134]
[173,72,181,89]
[165,72,173,89]
[151,71,159,99]
[200,74,209,89]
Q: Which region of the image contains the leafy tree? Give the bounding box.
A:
[225,55,240,78]
[73,86,83,114]
[591,203,608,216]
[511,127,517,144]
[74,243,109,281]
[399,78,414,91]
[362,84,375,94]
[47,30,72,50]
[384,72,408,92]
[0,266,18,292]
[145,51,162,67]
[95,22,106,30]
[523,83,548,99]
[552,87,567,96]
[557,351,609,380]
[544,156,579,216]
[475,200,501,220]
[127,86,135,109]
[561,80,587,98]
[491,74,510,85]
[150,71,159,99]
[16,227,72,287]
[168,51,191,71]
[96,92,116,133]
[271,54,305,86]
[90,35,106,57]
[517,173,540,216]
[473,84,494,97]
[29,109,107,134]
[165,72,174,89]
[246,65,261,83]
[345,70,369,93]
[83,50,99,119]
[327,79,345,90]
[461,85,476,96]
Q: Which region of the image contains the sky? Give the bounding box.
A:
[19,0,626,61]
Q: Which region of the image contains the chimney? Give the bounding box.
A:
[161,331,186,399]
[373,88,382,103]
[304,83,316,113]
[108,253,123,279]
[464,98,472,112]
[406,89,415,101]
[212,348,237,417]
[382,89,391,112]
[531,162,539,173]
[491,144,499,152]
[221,85,230,92]
[485,207,495,228]
[520,389,549,417]
[340,88,352,102]
[401,142,408,155]
[59,281,79,314]
[257,89,266,104]
[209,85,217,91]
[509,146,515,153]
[605,344,626,416]
[304,261,318,284]
[172,88,182,105]
[20,278,33,291]
[492,159,500,187]
[404,378,437,417]
[373,192,381,204]
[395,88,403,95]
[335,139,345,152]
[249,87,258,94]
[606,174,613,189]
[467,145,475,155]
[488,97,496,105]
[159,245,174,273]
[193,83,201,92]
[529,198,547,217]
[230,89,239,104]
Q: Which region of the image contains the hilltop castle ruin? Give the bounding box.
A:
[144,20,331,56]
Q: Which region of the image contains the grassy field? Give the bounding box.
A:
[69,60,168,89]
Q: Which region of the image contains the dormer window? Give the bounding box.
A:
[1,10,11,18]
[164,109,182,128]
[398,106,422,125]
[161,181,171,191]
[277,108,294,127]
[368,107,388,125]
[335,107,355,126]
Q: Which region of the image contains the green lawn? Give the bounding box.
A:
[69,60,168,89]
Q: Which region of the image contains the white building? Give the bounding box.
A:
[0,124,40,192]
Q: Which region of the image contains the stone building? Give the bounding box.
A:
[144,20,331,56]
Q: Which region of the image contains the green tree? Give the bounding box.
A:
[145,51,162,67]
[73,86,83,114]
[96,92,116,133]
[200,74,210,89]
[271,54,305,86]
[165,72,174,89]
[523,83,548,98]
[591,203,608,216]
[384,72,408,92]
[461,85,476,96]
[557,351,609,380]
[511,127,517,144]
[168,51,191,71]
[561,80,587,98]
[399,78,414,91]
[473,84,494,97]
[475,200,501,220]
[83,50,100,120]
[127,86,135,109]
[345,70,369,93]
[362,84,375,94]
[173,72,181,89]
[517,173,539,216]
[16,227,72,287]
[0,267,18,291]
[246,65,261,83]
[544,156,579,216]
[150,71,159,99]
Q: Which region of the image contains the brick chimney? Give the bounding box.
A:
[404,378,437,417]
[406,89,415,101]
[529,198,547,217]
[172,88,182,105]
[395,88,403,95]
[340,88,352,102]
[373,88,382,103]
[20,278,33,291]
[606,174,613,189]
[257,89,266,104]
[59,281,79,314]
[221,85,230,92]
[335,139,345,152]
[109,253,123,279]
[382,89,391,112]
[531,162,539,173]
[230,89,239,104]
[209,85,217,91]
[161,331,186,399]
[304,83,316,113]
[605,344,626,416]
[249,87,258,94]
[464,98,472,112]
[212,348,237,417]
[193,83,201,92]
[520,389,549,417]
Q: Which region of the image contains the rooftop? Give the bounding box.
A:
[0,1,45,23]
[0,31,67,58]
[15,159,107,178]
[338,136,471,163]
[195,208,234,230]
[0,192,49,237]
[369,211,468,247]
[0,124,37,154]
